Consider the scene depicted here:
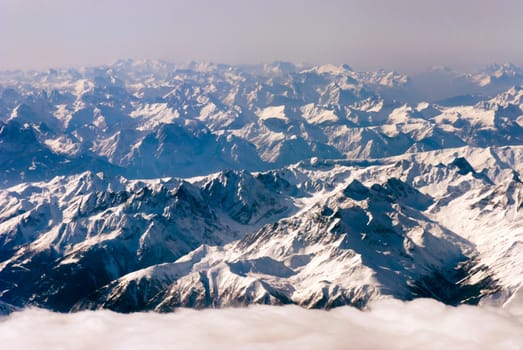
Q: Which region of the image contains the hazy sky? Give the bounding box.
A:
[1,0,522,72]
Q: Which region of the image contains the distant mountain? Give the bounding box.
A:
[1,60,522,188]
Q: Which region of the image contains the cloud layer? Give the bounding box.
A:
[0,298,521,350]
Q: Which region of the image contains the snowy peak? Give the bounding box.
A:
[200,169,295,225]
[1,61,523,186]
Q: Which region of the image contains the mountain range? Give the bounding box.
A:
[0,60,521,313]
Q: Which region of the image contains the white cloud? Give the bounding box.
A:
[0,298,521,350]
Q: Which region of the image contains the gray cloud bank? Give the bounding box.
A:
[0,298,521,350]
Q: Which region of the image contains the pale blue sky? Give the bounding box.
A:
[1,0,522,72]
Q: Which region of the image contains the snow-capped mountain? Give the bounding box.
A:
[0,61,522,313]
[2,60,522,187]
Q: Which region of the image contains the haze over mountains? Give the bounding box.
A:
[0,60,521,314]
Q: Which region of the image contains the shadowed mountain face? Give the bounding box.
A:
[0,61,522,313]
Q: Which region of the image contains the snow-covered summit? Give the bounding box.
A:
[1,60,523,186]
